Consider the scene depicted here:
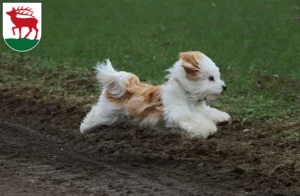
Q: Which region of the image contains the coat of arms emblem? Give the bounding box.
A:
[3,3,42,52]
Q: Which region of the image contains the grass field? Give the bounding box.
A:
[1,0,300,123]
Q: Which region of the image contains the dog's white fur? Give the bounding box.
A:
[80,51,230,138]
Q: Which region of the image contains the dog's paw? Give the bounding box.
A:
[181,121,217,139]
[189,127,217,139]
[205,122,218,136]
[215,112,231,124]
[188,131,210,139]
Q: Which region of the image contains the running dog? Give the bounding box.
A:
[80,51,230,138]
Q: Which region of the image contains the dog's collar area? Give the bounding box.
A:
[173,78,205,103]
[173,78,191,94]
[198,98,206,103]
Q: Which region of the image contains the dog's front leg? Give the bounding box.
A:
[197,103,231,124]
[180,112,218,138]
[165,105,217,139]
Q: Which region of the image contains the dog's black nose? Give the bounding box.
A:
[222,85,227,91]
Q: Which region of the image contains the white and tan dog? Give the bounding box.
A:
[80,51,230,138]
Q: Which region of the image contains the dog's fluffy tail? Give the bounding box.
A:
[96,59,130,98]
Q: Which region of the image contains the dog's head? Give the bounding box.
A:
[178,51,226,101]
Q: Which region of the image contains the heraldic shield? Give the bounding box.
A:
[3,2,42,52]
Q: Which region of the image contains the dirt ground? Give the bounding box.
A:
[0,86,300,196]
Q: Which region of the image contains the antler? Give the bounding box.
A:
[15,6,35,17]
[16,6,33,12]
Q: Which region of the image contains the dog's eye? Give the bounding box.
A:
[208,76,214,81]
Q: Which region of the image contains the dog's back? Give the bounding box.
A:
[97,60,164,126]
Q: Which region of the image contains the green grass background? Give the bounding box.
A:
[1,0,300,122]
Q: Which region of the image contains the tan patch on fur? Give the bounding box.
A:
[105,74,163,123]
[179,51,203,80]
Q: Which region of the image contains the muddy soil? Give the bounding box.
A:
[0,86,300,196]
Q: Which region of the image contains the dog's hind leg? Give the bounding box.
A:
[80,93,125,134]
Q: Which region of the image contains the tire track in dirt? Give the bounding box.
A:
[0,120,198,196]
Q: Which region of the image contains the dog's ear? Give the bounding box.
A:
[179,51,202,80]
